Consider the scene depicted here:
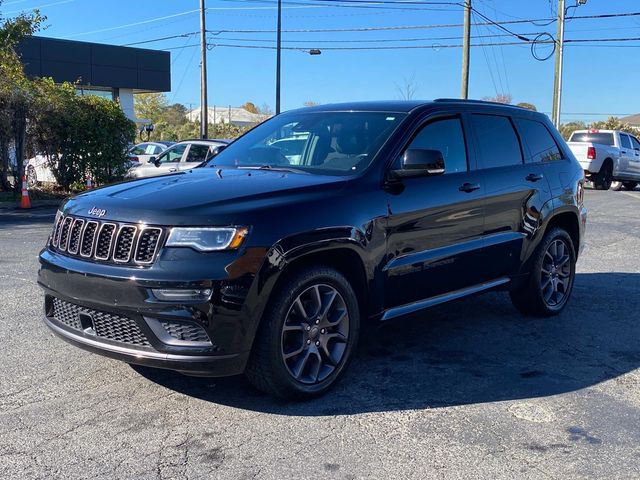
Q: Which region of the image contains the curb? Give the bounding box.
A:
[0,199,63,212]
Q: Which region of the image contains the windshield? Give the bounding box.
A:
[207,111,406,175]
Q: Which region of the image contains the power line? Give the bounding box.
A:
[158,35,640,52]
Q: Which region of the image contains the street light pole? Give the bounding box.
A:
[199,0,208,138]
[275,0,282,114]
[551,0,565,128]
[460,0,471,99]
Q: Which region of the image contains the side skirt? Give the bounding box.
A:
[380,277,511,322]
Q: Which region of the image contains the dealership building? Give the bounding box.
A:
[17,36,171,125]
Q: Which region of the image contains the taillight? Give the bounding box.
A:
[130,156,139,162]
[587,147,596,160]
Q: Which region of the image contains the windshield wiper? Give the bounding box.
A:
[237,165,309,174]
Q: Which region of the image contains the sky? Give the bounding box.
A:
[2,0,640,122]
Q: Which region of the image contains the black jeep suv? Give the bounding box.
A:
[39,100,587,399]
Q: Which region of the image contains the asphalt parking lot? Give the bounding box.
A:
[1,188,639,480]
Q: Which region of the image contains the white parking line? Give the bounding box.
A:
[620,191,640,200]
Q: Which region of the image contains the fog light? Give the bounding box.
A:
[152,288,212,302]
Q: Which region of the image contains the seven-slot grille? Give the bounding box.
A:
[50,214,163,266]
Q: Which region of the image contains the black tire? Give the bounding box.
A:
[245,266,360,399]
[593,161,613,190]
[622,181,638,191]
[510,227,576,317]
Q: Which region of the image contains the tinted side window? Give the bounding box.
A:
[516,118,563,163]
[631,136,640,150]
[620,134,633,149]
[186,144,211,163]
[471,114,523,169]
[407,118,468,174]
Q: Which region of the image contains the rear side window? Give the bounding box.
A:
[471,114,523,169]
[620,134,633,150]
[406,117,468,174]
[631,136,640,150]
[516,118,563,163]
[569,132,615,146]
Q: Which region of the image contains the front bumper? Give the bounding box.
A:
[44,315,249,376]
[38,246,265,376]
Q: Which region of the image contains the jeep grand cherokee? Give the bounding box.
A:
[38,100,587,399]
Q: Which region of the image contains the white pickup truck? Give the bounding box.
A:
[567,129,640,190]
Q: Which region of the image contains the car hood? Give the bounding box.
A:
[62,167,349,225]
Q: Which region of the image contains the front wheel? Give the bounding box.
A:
[510,228,576,317]
[622,181,638,191]
[245,266,360,399]
[611,181,623,191]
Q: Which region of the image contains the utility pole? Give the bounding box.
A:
[275,0,282,114]
[199,0,208,138]
[551,0,565,127]
[460,0,471,99]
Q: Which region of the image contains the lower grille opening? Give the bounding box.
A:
[144,317,214,348]
[51,297,151,348]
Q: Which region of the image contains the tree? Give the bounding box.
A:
[589,117,638,136]
[559,121,587,141]
[483,94,512,104]
[30,79,135,190]
[0,3,45,192]
[516,102,537,111]
[395,74,419,101]
[241,101,259,114]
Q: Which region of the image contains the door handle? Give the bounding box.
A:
[169,168,177,172]
[525,173,544,182]
[459,182,480,193]
[621,151,627,154]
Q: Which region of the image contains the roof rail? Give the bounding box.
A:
[433,98,527,109]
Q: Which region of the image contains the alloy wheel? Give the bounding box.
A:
[540,239,572,308]
[280,284,350,384]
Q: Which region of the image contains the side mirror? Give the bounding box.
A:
[393,149,445,178]
[148,156,159,166]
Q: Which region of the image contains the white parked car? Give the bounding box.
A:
[26,154,56,186]
[125,139,229,179]
[567,129,640,190]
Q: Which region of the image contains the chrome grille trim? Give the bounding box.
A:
[94,222,117,260]
[59,217,74,251]
[113,225,137,263]
[67,219,85,254]
[134,227,162,265]
[49,215,164,266]
[80,221,99,258]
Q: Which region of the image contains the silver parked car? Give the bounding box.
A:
[127,141,176,165]
[126,139,229,179]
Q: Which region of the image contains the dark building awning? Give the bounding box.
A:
[16,36,171,93]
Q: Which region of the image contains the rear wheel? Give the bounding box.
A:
[510,227,576,317]
[245,266,360,399]
[622,181,638,191]
[593,161,613,190]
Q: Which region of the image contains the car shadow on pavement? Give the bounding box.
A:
[133,272,640,415]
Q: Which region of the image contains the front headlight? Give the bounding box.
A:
[166,227,248,252]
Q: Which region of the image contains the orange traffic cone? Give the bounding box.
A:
[86,178,92,189]
[19,175,31,209]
